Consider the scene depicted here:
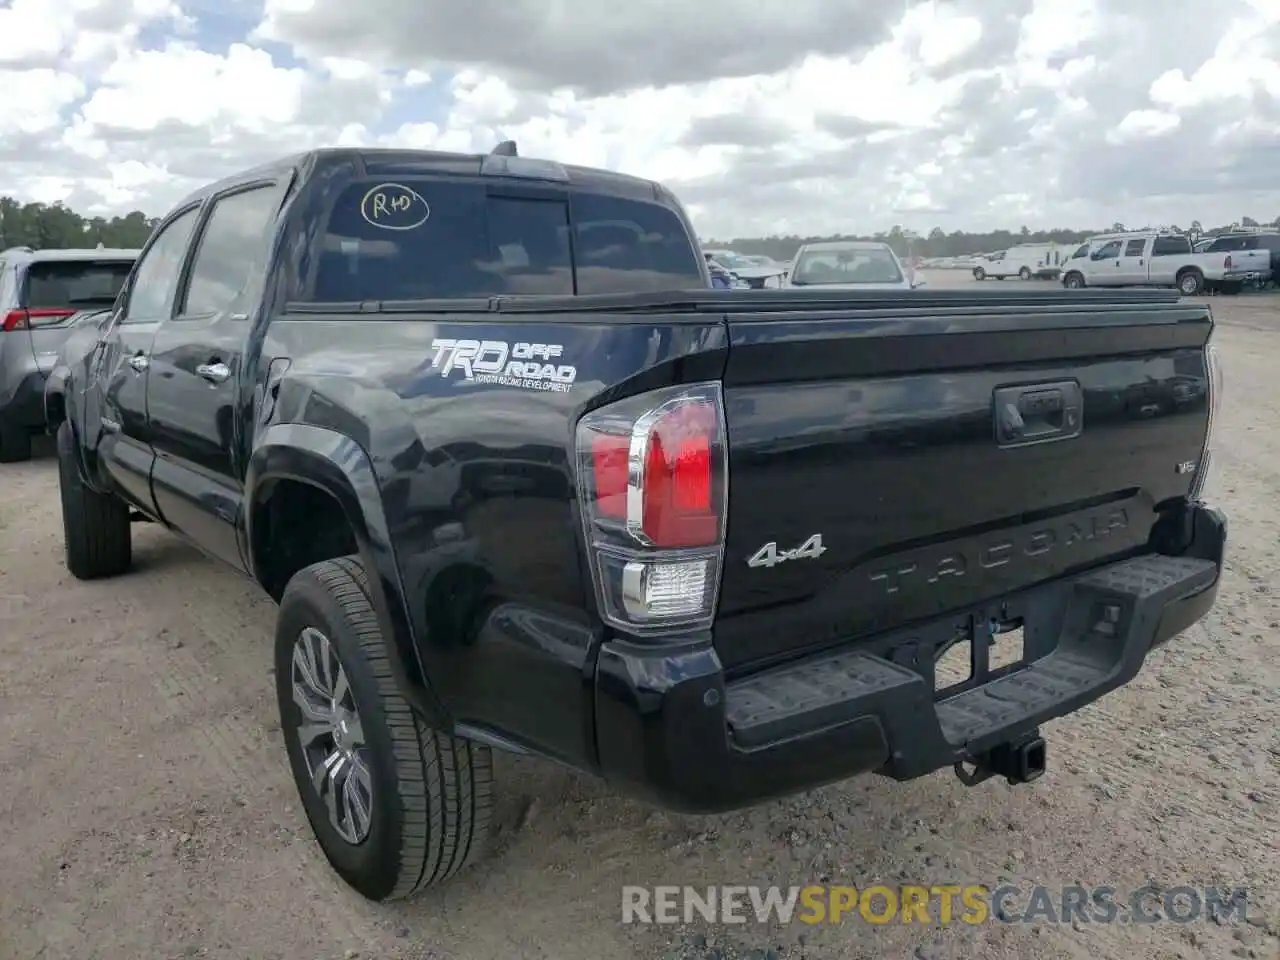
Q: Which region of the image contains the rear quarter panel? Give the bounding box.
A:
[255,312,727,765]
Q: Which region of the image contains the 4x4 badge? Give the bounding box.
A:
[747,534,827,569]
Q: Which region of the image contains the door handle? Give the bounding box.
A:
[993,381,1083,448]
[196,361,231,384]
[127,354,149,373]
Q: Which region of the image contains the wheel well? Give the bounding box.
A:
[252,479,359,601]
[1177,266,1202,276]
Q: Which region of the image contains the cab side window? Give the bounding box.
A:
[180,184,283,317]
[121,208,200,323]
[1091,240,1122,260]
[1123,239,1146,257]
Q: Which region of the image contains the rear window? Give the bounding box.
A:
[790,246,903,285]
[305,179,703,302]
[23,260,133,312]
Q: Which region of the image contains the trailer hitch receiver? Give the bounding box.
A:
[954,731,1047,786]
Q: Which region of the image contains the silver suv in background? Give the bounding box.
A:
[0,246,139,461]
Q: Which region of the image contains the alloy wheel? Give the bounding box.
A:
[290,626,374,845]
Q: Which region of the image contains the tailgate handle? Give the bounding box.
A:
[994,381,1083,448]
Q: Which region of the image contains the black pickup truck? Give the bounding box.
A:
[46,145,1226,903]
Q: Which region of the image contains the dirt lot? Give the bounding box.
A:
[1,281,1277,960]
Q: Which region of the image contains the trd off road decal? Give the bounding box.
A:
[429,339,578,393]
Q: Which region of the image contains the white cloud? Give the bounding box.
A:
[81,43,305,135]
[1108,109,1181,144]
[0,69,85,135]
[0,0,1276,236]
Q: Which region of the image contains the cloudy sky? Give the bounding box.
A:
[1,0,1277,238]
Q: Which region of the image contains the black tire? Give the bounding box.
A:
[0,423,32,463]
[1177,269,1204,296]
[57,421,131,578]
[972,267,986,280]
[1063,272,1085,289]
[275,556,494,901]
[1019,267,1032,280]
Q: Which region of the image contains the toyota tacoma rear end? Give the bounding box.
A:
[580,288,1225,811]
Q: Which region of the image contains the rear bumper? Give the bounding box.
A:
[593,502,1226,814]
[1219,268,1272,283]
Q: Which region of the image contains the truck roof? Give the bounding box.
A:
[0,247,141,262]
[175,146,668,212]
[798,240,893,251]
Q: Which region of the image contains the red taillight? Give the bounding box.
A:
[1224,255,1233,269]
[591,433,629,519]
[1,308,75,332]
[641,401,716,547]
[577,382,727,635]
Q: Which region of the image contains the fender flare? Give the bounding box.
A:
[244,422,447,726]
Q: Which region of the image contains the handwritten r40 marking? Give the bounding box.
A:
[360,183,430,230]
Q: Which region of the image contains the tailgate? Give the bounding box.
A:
[714,293,1213,672]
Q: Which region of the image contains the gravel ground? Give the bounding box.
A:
[1,280,1277,960]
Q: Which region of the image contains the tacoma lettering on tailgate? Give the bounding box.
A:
[867,508,1129,596]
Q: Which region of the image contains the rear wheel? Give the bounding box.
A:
[1019,267,1032,280]
[57,421,131,578]
[1177,269,1204,296]
[0,423,31,463]
[276,556,494,901]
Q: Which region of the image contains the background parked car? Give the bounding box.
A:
[704,253,750,288]
[783,240,922,290]
[0,246,138,461]
[703,248,787,288]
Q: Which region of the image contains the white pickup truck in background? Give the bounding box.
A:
[1060,230,1271,294]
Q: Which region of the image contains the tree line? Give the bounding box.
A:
[0,197,158,251]
[1,193,1277,261]
[704,217,1280,262]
